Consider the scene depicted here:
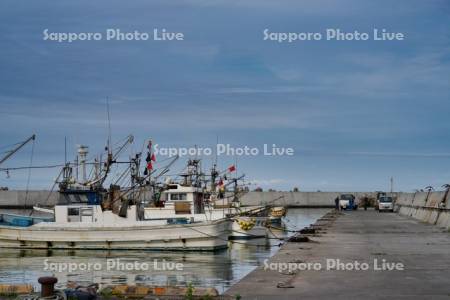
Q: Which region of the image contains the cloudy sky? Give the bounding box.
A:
[0,0,449,191]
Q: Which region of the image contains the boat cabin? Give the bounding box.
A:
[53,204,137,225]
[160,183,205,214]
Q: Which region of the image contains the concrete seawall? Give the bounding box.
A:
[240,191,450,231]
[2,188,450,231]
[0,190,377,208]
[240,191,377,207]
[0,190,58,208]
[395,191,450,230]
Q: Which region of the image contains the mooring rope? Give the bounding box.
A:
[19,290,66,300]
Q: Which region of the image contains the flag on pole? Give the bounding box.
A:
[144,139,155,173]
[228,165,236,172]
[218,178,225,193]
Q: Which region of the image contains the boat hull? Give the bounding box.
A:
[229,217,267,240]
[0,219,231,251]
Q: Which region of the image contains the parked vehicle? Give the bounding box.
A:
[378,196,394,212]
[375,191,387,211]
[339,194,358,210]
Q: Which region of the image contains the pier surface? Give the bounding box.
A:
[226,209,450,299]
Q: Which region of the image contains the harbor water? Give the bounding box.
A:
[0,208,329,294]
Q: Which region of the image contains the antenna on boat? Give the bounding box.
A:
[64,136,67,165]
[101,97,114,185]
[106,97,112,155]
[210,135,219,192]
[214,135,219,166]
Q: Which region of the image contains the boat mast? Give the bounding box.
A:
[0,134,36,166]
[210,135,219,192]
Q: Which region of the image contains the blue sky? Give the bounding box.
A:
[0,0,449,191]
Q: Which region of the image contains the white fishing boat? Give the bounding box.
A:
[229,216,267,240]
[268,206,286,225]
[0,138,274,250]
[0,202,230,251]
[0,141,231,251]
[144,182,269,240]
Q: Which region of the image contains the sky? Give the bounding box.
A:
[0,0,449,192]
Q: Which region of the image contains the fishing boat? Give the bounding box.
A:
[144,182,269,239]
[229,216,268,240]
[144,159,270,240]
[0,202,230,251]
[0,142,231,251]
[268,206,286,224]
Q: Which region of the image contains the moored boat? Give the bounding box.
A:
[229,216,267,240]
[0,141,232,251]
[268,206,287,224]
[0,204,230,251]
[144,180,270,240]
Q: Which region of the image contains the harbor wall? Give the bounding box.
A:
[241,191,450,230]
[238,191,377,207]
[395,191,450,230]
[0,190,59,208]
[2,189,450,230]
[0,190,377,208]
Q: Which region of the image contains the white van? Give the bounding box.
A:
[378,196,394,212]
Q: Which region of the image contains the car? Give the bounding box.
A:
[375,191,387,211]
[378,196,394,212]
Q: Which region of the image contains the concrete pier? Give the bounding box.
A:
[226,210,450,299]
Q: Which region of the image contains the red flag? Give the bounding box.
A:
[151,153,156,162]
[228,165,236,172]
[146,162,153,170]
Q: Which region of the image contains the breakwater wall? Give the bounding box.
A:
[395,191,450,230]
[0,190,59,208]
[238,191,378,207]
[0,190,378,208]
[3,188,449,230]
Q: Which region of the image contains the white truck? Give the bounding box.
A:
[339,194,358,210]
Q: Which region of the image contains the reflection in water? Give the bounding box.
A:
[0,208,329,293]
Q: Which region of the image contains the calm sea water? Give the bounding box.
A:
[0,208,329,294]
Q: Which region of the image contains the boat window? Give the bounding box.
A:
[68,208,80,216]
[67,207,80,222]
[170,193,187,201]
[81,208,93,216]
[80,207,94,222]
[67,207,94,222]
